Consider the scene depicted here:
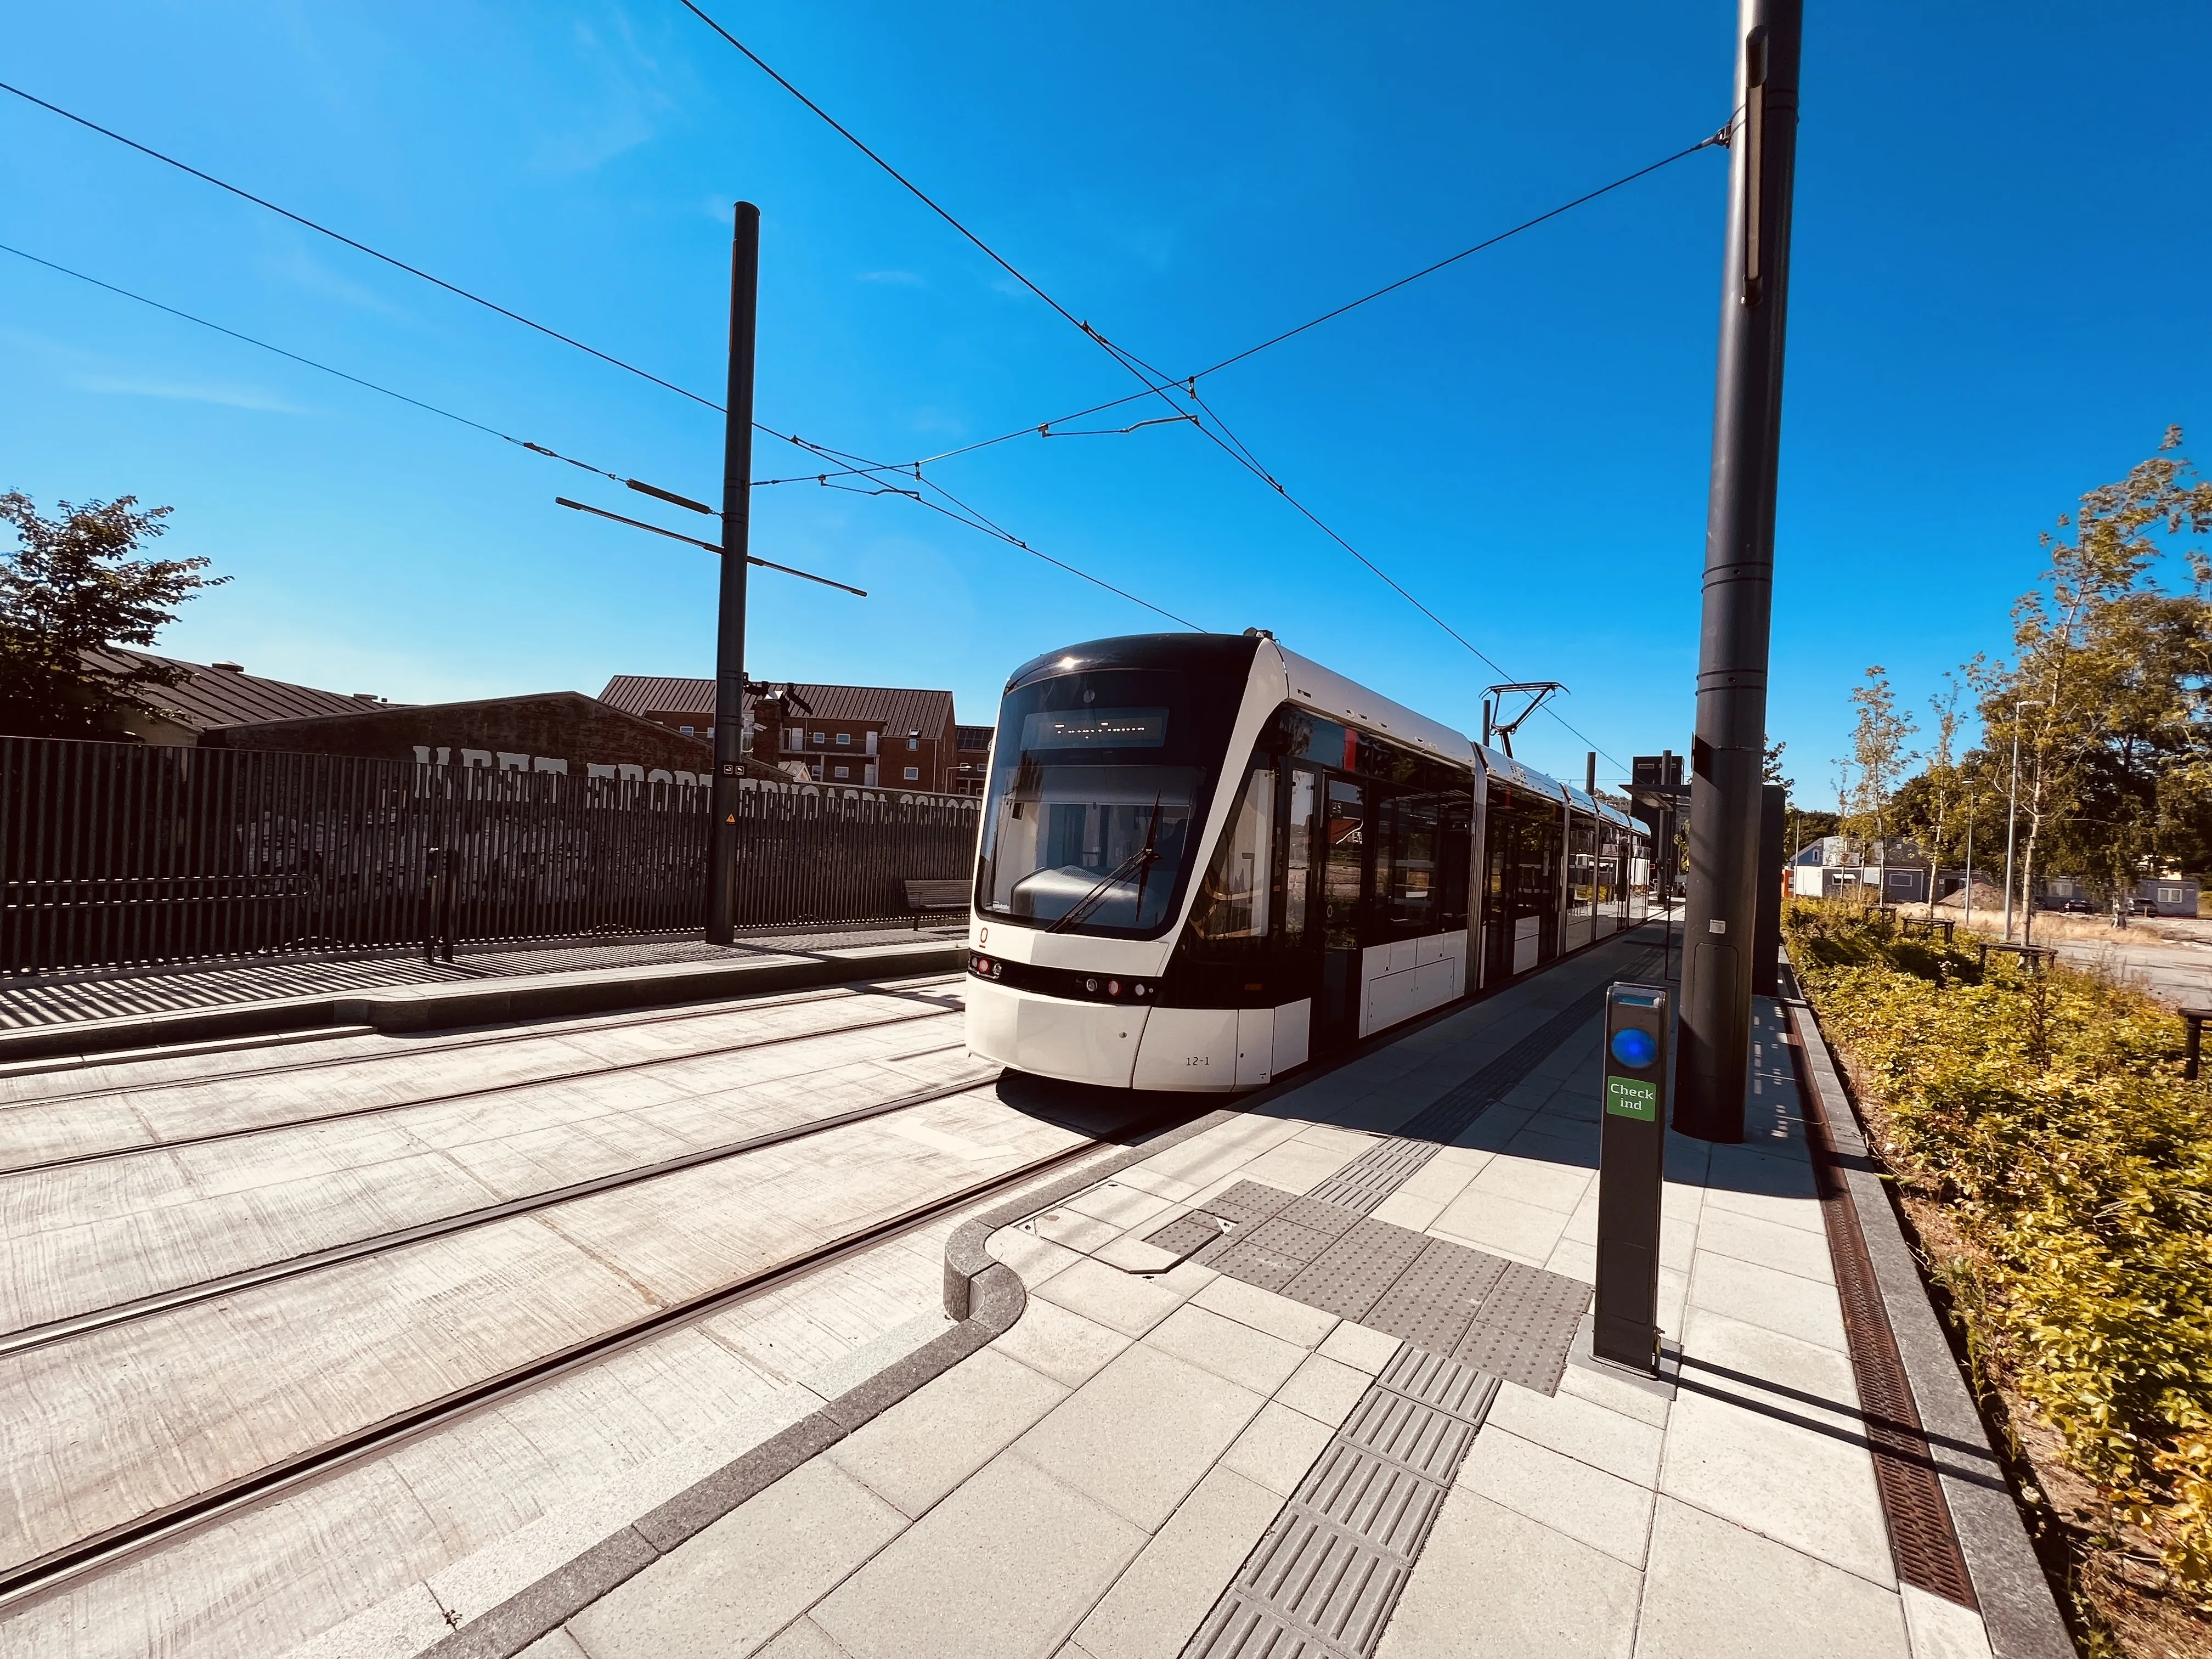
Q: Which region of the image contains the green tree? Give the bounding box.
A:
[1981,428,2212,940]
[1846,665,1917,856]
[0,493,225,739]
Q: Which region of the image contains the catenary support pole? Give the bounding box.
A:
[1674,0,1802,1143]
[708,201,761,946]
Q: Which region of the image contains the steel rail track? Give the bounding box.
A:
[0,1055,995,1358]
[0,1090,1159,1616]
[0,989,967,1177]
[0,970,963,1109]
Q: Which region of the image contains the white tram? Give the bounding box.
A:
[962,632,1652,1092]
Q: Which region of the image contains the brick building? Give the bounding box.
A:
[91,650,790,783]
[600,676,967,794]
[951,724,994,797]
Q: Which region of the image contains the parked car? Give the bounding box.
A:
[2061,898,2094,913]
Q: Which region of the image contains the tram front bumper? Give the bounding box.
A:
[964,977,1150,1089]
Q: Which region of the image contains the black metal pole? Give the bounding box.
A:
[1674,0,1802,1143]
[708,201,761,946]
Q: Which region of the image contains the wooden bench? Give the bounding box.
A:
[903,879,970,928]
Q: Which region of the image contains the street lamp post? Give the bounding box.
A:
[1673,0,1804,1143]
[2001,699,2044,943]
[708,202,762,947]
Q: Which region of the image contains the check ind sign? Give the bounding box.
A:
[1606,1076,1658,1121]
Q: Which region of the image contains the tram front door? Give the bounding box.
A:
[1314,778,1365,1052]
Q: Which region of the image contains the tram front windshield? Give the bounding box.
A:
[977,669,1226,937]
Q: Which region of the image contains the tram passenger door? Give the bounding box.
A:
[1314,778,1365,1053]
[1482,809,1515,986]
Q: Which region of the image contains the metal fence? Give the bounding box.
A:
[0,737,980,976]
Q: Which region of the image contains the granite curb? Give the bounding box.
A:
[1781,972,2074,1659]
[0,941,965,1068]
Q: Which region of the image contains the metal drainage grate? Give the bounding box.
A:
[1147,1184,1590,1397]
[1182,1345,1498,1659]
[1789,1007,1979,1609]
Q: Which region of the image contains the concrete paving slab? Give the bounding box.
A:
[748,1618,850,1659]
[1031,1255,1193,1338]
[565,1458,905,1659]
[1061,1180,1173,1231]
[1430,1186,1571,1263]
[1188,1273,1341,1348]
[1660,1370,1895,1586]
[1486,1377,1665,1487]
[1070,1465,1284,1659]
[1375,1488,1640,1659]
[990,1298,1135,1390]
[1217,1399,1339,1498]
[1143,1304,1307,1395]
[826,1347,1068,1519]
[1687,1247,1850,1350]
[1012,1341,1267,1531]
[1271,1351,1372,1425]
[1316,1319,1400,1375]
[1901,1583,1996,1659]
[810,1453,1147,1659]
[1635,1496,1910,1659]
[1458,1425,1655,1567]
[1695,1204,1837,1283]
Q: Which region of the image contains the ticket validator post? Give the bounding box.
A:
[1594,981,1670,1372]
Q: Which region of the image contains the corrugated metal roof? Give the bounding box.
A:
[87,647,390,731]
[599,675,957,735]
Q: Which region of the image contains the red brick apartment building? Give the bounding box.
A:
[599,676,989,794]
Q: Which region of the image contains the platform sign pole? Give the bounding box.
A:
[1594,981,1670,1372]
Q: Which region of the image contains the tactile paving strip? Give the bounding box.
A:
[1147,1183,1589,1394]
[1361,1240,1507,1358]
[1182,1346,1498,1659]
[1447,1260,1592,1394]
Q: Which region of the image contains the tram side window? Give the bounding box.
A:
[1190,769,1276,940]
[1375,792,1438,936]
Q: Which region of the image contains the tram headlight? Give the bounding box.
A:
[1107,979,1121,996]
[1084,977,1098,992]
[1133,983,1147,997]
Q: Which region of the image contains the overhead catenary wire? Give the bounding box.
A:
[1,239,1189,629]
[0,240,634,488]
[673,2,1687,763]
[0,78,722,415]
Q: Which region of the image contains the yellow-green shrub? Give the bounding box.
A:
[1785,900,2212,1595]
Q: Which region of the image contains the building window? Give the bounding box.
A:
[833,765,850,780]
[783,726,802,752]
[836,732,852,747]
[907,737,919,752]
[811,731,826,746]
[904,765,919,781]
[679,726,695,736]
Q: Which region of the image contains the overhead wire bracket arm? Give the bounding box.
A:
[554,498,866,595]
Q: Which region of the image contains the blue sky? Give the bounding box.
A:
[3,2,2205,792]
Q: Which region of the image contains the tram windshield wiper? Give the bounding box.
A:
[1046,795,1164,934]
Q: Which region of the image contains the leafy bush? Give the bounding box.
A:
[1785,899,2212,1601]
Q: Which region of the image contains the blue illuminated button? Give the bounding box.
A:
[1610,1027,1657,1070]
